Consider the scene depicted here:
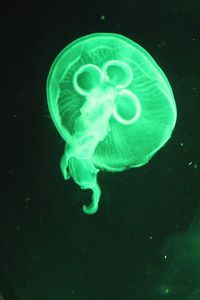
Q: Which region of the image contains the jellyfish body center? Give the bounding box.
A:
[73,60,141,125]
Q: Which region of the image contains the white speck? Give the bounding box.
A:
[149,235,153,240]
[164,255,167,259]
[188,162,192,166]
[158,41,165,48]
[101,15,106,20]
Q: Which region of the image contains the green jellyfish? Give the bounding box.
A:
[46,33,177,215]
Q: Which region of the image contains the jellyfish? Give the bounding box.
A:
[46,33,177,214]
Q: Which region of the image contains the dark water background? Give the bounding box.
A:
[1,1,200,299]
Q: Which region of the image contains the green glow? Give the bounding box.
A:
[157,285,172,296]
[157,213,200,299]
[46,33,177,214]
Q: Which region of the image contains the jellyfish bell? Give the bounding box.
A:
[47,32,177,214]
